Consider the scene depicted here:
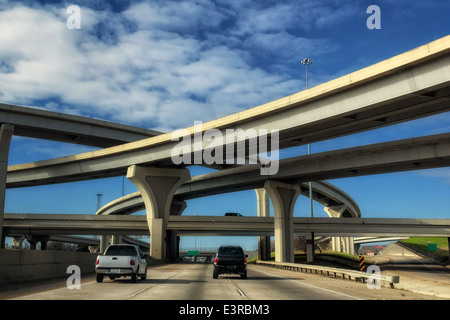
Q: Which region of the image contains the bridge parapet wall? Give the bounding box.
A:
[0,249,97,285]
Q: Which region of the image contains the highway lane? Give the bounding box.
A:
[2,263,437,300]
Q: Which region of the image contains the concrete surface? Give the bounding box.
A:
[0,263,443,300]
[370,243,450,299]
[0,249,98,285]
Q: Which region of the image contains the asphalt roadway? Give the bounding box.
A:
[0,262,443,301]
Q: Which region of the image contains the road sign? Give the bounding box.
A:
[427,243,437,252]
[187,250,200,256]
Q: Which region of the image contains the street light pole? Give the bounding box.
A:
[301,58,313,219]
[301,58,315,262]
[301,59,313,216]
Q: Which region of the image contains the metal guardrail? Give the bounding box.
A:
[256,260,400,288]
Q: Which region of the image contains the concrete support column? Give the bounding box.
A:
[306,232,315,263]
[255,188,271,260]
[170,199,187,216]
[167,199,186,260]
[12,236,24,249]
[325,205,356,254]
[26,235,49,250]
[0,124,14,249]
[166,230,180,260]
[264,181,300,263]
[100,235,109,253]
[127,165,190,260]
[347,237,355,255]
[111,235,122,244]
[332,237,341,252]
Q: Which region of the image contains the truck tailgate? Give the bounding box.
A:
[97,256,133,269]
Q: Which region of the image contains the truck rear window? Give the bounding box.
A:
[218,246,244,256]
[104,246,137,256]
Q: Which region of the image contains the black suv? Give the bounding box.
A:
[213,245,248,279]
[224,212,243,217]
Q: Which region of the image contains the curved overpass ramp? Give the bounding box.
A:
[96,180,361,218]
[0,102,161,147]
[6,36,450,188]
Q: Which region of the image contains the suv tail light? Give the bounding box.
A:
[214,257,218,263]
[130,259,135,265]
[244,257,247,264]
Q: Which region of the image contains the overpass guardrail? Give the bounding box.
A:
[256,260,400,288]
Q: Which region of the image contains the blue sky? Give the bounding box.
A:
[2,0,450,251]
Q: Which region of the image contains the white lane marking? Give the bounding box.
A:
[129,288,148,298]
[250,266,363,300]
[237,288,246,297]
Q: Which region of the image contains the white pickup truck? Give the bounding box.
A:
[95,244,148,283]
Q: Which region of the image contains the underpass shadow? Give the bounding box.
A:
[221,276,304,281]
[100,278,207,285]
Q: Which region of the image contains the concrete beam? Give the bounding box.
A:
[0,102,160,148]
[3,214,450,237]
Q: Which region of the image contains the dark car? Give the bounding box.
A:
[224,212,243,217]
[213,245,247,279]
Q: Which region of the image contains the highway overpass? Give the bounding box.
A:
[6,36,450,187]
[2,36,450,262]
[0,102,161,148]
[3,214,450,238]
[97,180,361,218]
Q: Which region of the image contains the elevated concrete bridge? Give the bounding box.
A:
[3,214,449,238]
[0,102,161,148]
[2,36,450,263]
[96,180,361,218]
[6,36,450,188]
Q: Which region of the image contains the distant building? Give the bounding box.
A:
[358,244,385,255]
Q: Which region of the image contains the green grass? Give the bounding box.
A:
[400,237,449,258]
[256,250,359,263]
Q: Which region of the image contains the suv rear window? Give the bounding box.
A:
[105,245,137,256]
[218,246,244,256]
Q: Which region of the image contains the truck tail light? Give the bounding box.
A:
[130,259,135,266]
[244,257,247,264]
[214,257,218,263]
[96,258,99,265]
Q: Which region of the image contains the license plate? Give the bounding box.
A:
[109,269,120,273]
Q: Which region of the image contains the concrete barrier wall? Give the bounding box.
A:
[0,249,98,285]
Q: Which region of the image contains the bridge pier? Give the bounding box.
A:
[255,188,271,260]
[99,235,109,253]
[325,205,356,255]
[306,232,315,263]
[111,235,122,244]
[0,124,13,249]
[26,235,49,250]
[264,181,300,263]
[127,165,190,260]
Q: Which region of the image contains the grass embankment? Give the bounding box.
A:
[399,237,449,262]
[250,250,362,270]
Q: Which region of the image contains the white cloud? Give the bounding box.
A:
[416,168,450,185]
[0,1,351,131]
